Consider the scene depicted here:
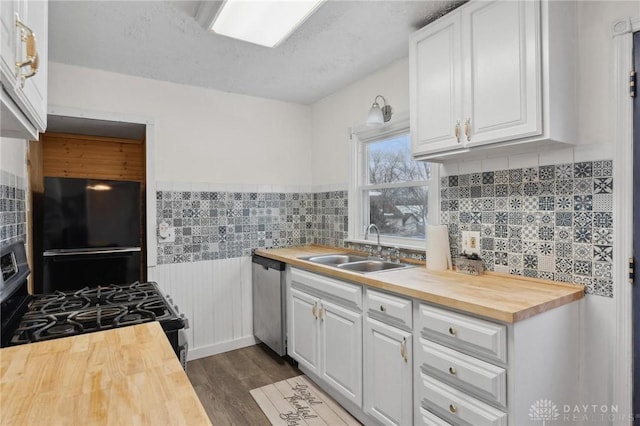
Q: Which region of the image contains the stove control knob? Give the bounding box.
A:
[180,314,190,329]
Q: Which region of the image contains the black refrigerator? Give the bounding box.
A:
[42,177,142,293]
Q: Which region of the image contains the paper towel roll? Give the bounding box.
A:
[426,225,452,270]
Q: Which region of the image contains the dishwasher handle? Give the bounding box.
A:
[252,255,286,271]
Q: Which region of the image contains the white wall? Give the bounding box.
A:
[48,62,314,186]
[310,58,410,187]
[578,1,640,147]
[0,137,27,177]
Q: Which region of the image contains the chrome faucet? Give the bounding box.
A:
[365,224,383,259]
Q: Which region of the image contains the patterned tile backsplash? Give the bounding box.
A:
[0,171,27,246]
[440,160,614,297]
[156,190,348,264]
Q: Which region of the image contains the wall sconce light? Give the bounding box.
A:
[366,95,392,126]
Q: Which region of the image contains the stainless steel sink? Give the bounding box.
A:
[337,260,413,273]
[299,254,369,265]
[299,253,414,274]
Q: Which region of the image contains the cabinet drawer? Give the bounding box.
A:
[417,338,506,406]
[417,373,507,426]
[291,268,362,309]
[365,288,412,328]
[418,407,453,426]
[417,304,506,363]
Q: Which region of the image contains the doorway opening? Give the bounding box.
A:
[27,115,147,293]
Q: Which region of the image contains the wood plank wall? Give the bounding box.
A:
[27,139,44,293]
[41,133,145,181]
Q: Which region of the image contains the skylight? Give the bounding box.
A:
[210,0,325,48]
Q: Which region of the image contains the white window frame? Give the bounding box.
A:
[348,111,440,251]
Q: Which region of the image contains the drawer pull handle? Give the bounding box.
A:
[448,367,457,375]
[319,304,324,321]
[400,337,408,363]
[449,404,457,414]
[380,305,386,312]
[312,303,317,319]
[454,120,461,143]
[448,327,457,336]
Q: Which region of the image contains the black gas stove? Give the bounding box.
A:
[0,241,188,369]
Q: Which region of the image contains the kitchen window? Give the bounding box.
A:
[349,113,437,250]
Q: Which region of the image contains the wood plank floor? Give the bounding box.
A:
[187,344,301,425]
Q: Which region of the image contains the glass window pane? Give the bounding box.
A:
[366,134,431,185]
[366,186,427,239]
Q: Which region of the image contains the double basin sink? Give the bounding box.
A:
[299,253,415,274]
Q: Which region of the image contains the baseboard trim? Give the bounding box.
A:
[187,336,257,361]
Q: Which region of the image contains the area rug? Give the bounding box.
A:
[250,375,360,425]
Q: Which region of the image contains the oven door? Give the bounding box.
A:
[43,248,141,292]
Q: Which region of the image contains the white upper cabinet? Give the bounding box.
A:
[410,13,462,154]
[1,0,48,140]
[461,0,540,147]
[410,0,576,161]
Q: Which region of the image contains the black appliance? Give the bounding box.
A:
[42,177,142,293]
[1,241,188,370]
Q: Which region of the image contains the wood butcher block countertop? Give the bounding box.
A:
[0,322,211,426]
[255,245,584,323]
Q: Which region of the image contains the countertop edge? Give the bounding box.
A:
[0,322,212,426]
[254,245,585,324]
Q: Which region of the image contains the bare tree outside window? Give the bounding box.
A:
[363,134,431,240]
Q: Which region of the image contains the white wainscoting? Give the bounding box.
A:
[149,256,257,360]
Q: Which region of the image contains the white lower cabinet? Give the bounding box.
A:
[287,268,580,426]
[418,373,507,426]
[415,303,508,425]
[418,338,506,407]
[419,407,454,426]
[320,299,362,404]
[363,316,413,426]
[289,270,362,407]
[289,288,320,375]
[414,302,580,426]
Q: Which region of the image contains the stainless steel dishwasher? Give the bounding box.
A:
[252,254,287,356]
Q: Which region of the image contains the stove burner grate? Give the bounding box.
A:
[46,324,79,336]
[5,281,184,345]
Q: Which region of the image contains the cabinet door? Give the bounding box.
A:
[319,300,362,407]
[0,1,18,89]
[364,317,413,426]
[409,12,463,156]
[14,0,47,132]
[0,0,47,135]
[289,288,320,375]
[461,0,541,146]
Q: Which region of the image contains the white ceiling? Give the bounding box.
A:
[48,1,463,105]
